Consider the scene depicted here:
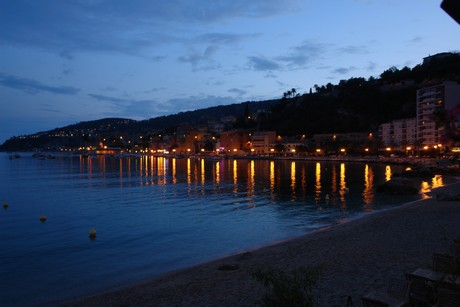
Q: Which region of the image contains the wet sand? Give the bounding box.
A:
[62,181,460,306]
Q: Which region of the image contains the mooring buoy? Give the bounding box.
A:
[89,228,97,239]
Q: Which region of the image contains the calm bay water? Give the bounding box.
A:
[0,153,443,305]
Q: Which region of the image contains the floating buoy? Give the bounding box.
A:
[3,202,8,209]
[89,228,97,239]
[40,215,47,223]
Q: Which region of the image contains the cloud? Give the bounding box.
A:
[0,73,80,95]
[338,45,369,54]
[265,72,277,79]
[333,67,356,75]
[0,0,301,56]
[151,55,167,62]
[88,93,161,118]
[366,61,377,71]
[144,87,167,94]
[409,36,423,44]
[89,94,128,105]
[247,56,281,71]
[195,32,260,45]
[228,88,247,96]
[276,40,329,68]
[59,49,74,60]
[178,46,219,66]
[37,104,64,114]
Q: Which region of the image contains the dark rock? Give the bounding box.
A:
[376,178,420,195]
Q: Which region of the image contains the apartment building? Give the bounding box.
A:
[379,118,417,150]
[416,81,460,147]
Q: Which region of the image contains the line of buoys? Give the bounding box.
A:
[2,202,97,240]
[89,228,97,239]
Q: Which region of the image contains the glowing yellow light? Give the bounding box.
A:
[406,147,411,150]
[386,147,391,151]
[423,146,429,150]
[187,148,191,152]
[201,148,204,152]
[270,148,275,152]
[316,149,321,152]
[251,148,255,152]
[233,149,237,152]
[365,148,369,152]
[340,148,346,152]
[291,149,296,152]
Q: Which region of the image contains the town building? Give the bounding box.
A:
[219,130,251,154]
[251,131,276,154]
[416,81,460,147]
[379,118,417,151]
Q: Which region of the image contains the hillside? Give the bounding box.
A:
[1,52,460,152]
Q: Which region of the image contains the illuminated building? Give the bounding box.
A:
[416,81,460,147]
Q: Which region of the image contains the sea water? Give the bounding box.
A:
[0,153,440,305]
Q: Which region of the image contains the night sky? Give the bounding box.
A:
[0,0,458,143]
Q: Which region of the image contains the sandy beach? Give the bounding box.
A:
[61,180,460,307]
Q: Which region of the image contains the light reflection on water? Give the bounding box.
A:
[0,154,444,306]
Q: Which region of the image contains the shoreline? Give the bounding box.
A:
[61,180,460,307]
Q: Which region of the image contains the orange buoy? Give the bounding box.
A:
[3,202,8,209]
[40,215,47,223]
[89,228,97,239]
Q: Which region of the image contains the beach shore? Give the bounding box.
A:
[62,180,460,307]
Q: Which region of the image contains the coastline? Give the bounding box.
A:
[60,180,460,307]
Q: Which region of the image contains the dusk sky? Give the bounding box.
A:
[0,0,458,144]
